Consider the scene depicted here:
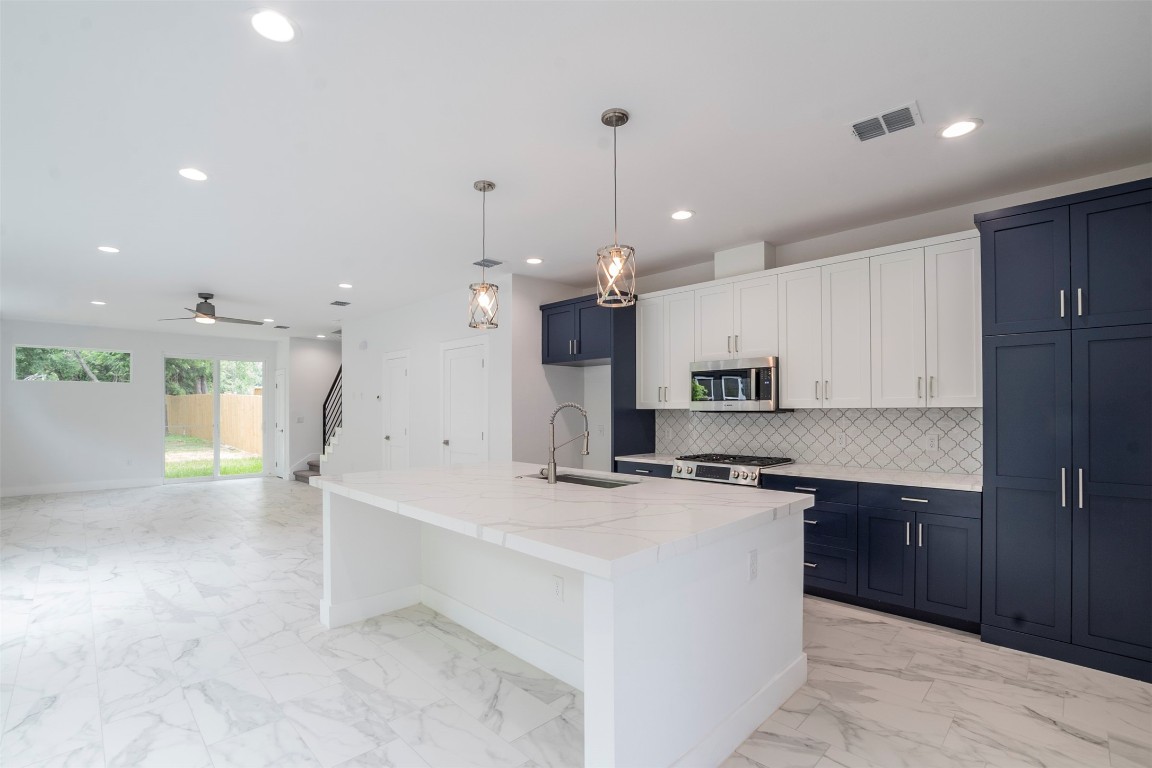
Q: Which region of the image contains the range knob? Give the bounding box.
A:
[675,465,682,474]
[686,467,694,474]
[740,471,749,479]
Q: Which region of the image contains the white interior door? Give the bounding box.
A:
[870,248,926,407]
[822,259,872,408]
[441,340,488,466]
[275,369,287,479]
[777,268,823,408]
[383,352,410,470]
[926,238,982,407]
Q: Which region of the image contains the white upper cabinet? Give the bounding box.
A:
[694,284,736,360]
[871,248,927,407]
[733,274,779,358]
[821,259,872,408]
[778,268,823,408]
[636,291,696,409]
[925,238,981,407]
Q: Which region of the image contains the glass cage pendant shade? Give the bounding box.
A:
[468,282,499,329]
[596,244,636,307]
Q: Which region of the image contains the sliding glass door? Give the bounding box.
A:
[164,357,264,480]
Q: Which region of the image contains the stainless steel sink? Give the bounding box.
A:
[530,472,638,489]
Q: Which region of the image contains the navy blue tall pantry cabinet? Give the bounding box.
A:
[976,178,1152,682]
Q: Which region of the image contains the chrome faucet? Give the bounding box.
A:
[547,402,590,484]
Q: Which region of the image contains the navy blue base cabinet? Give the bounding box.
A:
[977,178,1152,682]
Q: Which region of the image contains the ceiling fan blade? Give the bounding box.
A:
[184,308,200,314]
[158,317,194,321]
[214,316,265,325]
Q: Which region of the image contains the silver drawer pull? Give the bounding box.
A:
[803,562,818,568]
[803,519,818,525]
[901,497,929,503]
[795,486,818,492]
[634,469,651,474]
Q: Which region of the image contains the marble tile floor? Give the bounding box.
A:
[1,479,1147,768]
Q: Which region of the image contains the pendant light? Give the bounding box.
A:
[468,180,501,329]
[596,108,636,307]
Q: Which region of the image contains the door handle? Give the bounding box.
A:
[905,521,911,546]
[727,335,732,354]
[824,380,830,400]
[442,439,450,446]
[929,376,936,399]
[815,380,820,399]
[917,522,923,547]
[1078,467,1084,509]
[1059,289,1066,318]
[735,334,740,352]
[1077,288,1084,317]
[1060,467,1066,508]
[917,376,923,398]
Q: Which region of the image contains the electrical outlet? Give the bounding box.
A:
[925,433,940,451]
[552,575,564,602]
[835,433,848,449]
[748,549,759,581]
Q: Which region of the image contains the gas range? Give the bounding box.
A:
[672,453,793,487]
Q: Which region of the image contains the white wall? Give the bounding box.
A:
[0,319,280,495]
[582,365,612,472]
[638,163,1152,292]
[287,337,342,472]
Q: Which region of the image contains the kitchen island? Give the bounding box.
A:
[312,462,812,767]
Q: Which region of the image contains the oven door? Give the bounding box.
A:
[689,357,777,411]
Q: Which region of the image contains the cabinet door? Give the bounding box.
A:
[822,259,871,408]
[778,268,823,408]
[870,248,926,408]
[733,275,779,358]
[857,507,916,608]
[982,332,1072,640]
[636,297,665,409]
[1071,190,1152,329]
[1071,325,1152,659]
[980,208,1071,334]
[574,299,612,360]
[665,291,697,407]
[915,512,981,622]
[695,285,735,361]
[542,305,576,363]
[926,239,982,407]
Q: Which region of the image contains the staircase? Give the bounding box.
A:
[293,459,320,483]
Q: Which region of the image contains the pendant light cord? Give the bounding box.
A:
[613,125,618,246]
[481,188,487,283]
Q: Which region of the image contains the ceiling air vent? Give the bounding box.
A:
[273,325,290,329]
[850,101,922,142]
[330,300,351,306]
[473,259,501,268]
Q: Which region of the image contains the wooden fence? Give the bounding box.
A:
[165,394,263,454]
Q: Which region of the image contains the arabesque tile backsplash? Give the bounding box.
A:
[655,408,982,474]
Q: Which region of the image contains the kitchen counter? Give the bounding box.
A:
[615,454,982,492]
[312,461,811,766]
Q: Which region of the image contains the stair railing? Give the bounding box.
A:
[323,366,342,450]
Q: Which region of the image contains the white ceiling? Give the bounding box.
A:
[3,1,1150,340]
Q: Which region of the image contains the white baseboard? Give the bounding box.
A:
[0,476,162,498]
[672,653,807,768]
[321,585,421,628]
[421,585,584,690]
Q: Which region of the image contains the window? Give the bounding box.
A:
[14,345,132,382]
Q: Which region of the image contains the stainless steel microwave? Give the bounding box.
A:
[689,356,779,411]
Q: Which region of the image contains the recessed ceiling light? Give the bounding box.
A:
[671,210,694,220]
[90,300,106,305]
[316,334,326,339]
[941,119,983,138]
[263,318,274,323]
[97,246,119,253]
[251,10,295,42]
[338,283,352,289]
[179,168,208,181]
[526,258,543,265]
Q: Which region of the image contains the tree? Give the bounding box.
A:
[15,346,131,382]
[164,358,213,395]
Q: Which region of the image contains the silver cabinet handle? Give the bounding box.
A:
[574,339,580,355]
[824,380,830,400]
[803,562,818,568]
[917,522,923,547]
[735,334,740,352]
[905,521,911,546]
[803,519,819,525]
[917,376,923,398]
[1060,289,1066,318]
[901,497,929,503]
[1077,288,1084,317]
[634,469,651,474]
[929,376,936,399]
[1078,467,1084,509]
[1060,467,1066,508]
[815,380,820,399]
[442,439,450,446]
[795,486,818,492]
[727,335,732,353]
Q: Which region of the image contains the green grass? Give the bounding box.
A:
[164,457,263,478]
[165,433,212,450]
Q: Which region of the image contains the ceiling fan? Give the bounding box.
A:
[159,293,264,326]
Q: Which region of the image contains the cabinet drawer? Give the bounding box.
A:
[760,474,858,506]
[802,502,858,551]
[616,461,672,478]
[804,544,857,596]
[859,484,980,518]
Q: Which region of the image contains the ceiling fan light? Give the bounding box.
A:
[195,316,216,325]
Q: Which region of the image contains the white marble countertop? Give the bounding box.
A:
[614,455,982,492]
[312,461,812,578]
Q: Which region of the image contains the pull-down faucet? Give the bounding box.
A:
[547,402,590,484]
